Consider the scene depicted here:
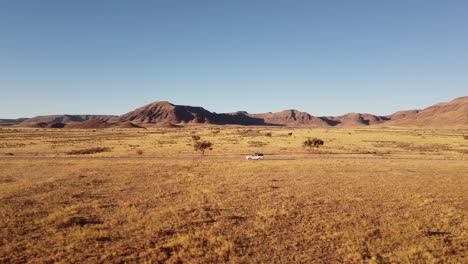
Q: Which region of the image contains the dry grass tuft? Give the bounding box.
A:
[67,147,111,155]
[154,231,234,263]
[248,141,267,147]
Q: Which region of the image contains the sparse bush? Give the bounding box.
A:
[5,152,14,156]
[238,129,261,136]
[248,141,267,147]
[194,141,213,156]
[303,138,324,151]
[192,135,201,141]
[212,131,220,135]
[265,132,272,137]
[67,147,111,155]
[136,149,143,155]
[56,215,102,229]
[288,132,293,136]
[464,135,468,140]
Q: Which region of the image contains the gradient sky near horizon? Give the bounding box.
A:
[1,0,467,118]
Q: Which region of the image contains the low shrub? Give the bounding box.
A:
[248,141,267,147]
[67,147,111,155]
[303,138,324,151]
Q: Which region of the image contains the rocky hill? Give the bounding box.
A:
[4,97,467,128]
[386,96,468,127]
[22,115,117,124]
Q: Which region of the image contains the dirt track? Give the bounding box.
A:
[0,156,466,163]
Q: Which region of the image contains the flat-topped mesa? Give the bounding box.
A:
[248,109,329,126]
[0,118,29,125]
[4,96,466,128]
[23,114,116,124]
[327,113,390,126]
[118,101,217,125]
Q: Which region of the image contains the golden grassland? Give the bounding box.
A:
[0,126,467,263]
[1,126,467,159]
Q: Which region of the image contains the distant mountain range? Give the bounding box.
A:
[1,96,467,128]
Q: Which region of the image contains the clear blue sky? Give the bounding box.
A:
[1,0,467,118]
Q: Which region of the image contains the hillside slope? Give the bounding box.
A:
[4,97,467,128]
[386,96,468,127]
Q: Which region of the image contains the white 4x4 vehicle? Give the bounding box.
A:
[246,153,264,160]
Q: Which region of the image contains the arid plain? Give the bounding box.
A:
[0,126,467,263]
